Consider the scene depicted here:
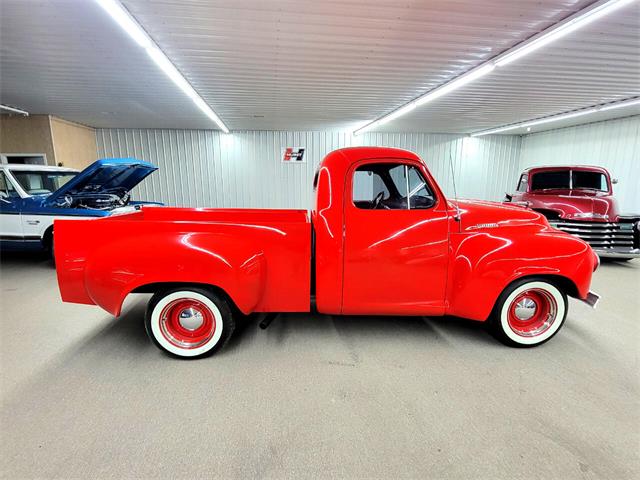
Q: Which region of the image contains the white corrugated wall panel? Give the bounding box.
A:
[96,129,522,209]
[519,116,640,212]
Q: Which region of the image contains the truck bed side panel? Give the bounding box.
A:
[55,207,311,316]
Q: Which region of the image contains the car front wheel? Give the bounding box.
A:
[490,279,567,347]
[145,288,234,358]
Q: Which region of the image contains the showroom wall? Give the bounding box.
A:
[0,115,57,164]
[519,115,640,212]
[96,129,521,208]
[48,117,98,170]
[0,115,97,168]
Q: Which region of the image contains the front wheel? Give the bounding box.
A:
[490,279,567,347]
[145,288,234,358]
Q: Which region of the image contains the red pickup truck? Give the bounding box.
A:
[505,165,640,260]
[55,147,600,358]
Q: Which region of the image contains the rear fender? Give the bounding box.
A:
[83,232,266,316]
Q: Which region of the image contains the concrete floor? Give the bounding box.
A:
[0,253,638,480]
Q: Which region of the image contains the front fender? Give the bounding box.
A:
[83,231,266,316]
[446,228,595,321]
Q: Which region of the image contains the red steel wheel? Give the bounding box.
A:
[159,298,216,349]
[492,279,567,347]
[145,288,234,358]
[506,289,557,338]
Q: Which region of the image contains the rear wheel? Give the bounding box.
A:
[145,288,234,358]
[490,279,567,347]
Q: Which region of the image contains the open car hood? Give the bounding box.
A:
[46,158,157,204]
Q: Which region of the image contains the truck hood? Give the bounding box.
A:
[451,199,548,231]
[526,190,619,221]
[45,158,157,205]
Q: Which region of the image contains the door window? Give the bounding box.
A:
[0,172,19,200]
[516,174,528,192]
[352,163,435,210]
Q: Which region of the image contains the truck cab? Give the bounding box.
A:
[312,147,451,315]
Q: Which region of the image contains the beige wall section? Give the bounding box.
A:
[0,115,56,164]
[49,117,97,169]
[0,114,97,168]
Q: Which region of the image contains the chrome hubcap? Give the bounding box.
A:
[178,308,204,331]
[514,297,537,320]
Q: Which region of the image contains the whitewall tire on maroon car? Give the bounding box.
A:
[491,279,567,347]
[145,288,234,358]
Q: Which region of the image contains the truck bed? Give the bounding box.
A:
[55,206,312,316]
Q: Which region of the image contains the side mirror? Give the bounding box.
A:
[612,178,618,184]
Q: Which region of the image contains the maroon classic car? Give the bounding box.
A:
[505,165,639,260]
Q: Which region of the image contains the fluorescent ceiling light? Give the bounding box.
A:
[0,104,29,116]
[600,97,640,111]
[146,47,197,100]
[354,64,494,135]
[379,102,417,125]
[415,64,495,107]
[470,97,640,137]
[353,0,634,135]
[522,108,597,127]
[94,0,229,133]
[95,0,151,48]
[495,0,636,67]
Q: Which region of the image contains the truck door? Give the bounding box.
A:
[342,160,449,315]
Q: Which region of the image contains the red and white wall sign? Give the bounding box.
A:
[283,148,305,163]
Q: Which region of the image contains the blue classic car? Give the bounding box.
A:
[0,158,158,253]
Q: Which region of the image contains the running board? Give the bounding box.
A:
[581,291,601,309]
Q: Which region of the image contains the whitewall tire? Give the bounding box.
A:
[145,288,234,358]
[491,279,567,347]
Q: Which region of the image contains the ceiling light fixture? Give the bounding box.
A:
[599,97,640,111]
[95,0,229,133]
[354,64,495,136]
[0,104,29,116]
[353,0,636,136]
[470,97,640,137]
[494,0,636,67]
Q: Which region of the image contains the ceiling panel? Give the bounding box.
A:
[1,0,638,132]
[0,0,211,128]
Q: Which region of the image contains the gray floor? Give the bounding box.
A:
[0,253,638,480]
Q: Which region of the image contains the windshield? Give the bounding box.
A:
[10,171,78,195]
[531,170,608,192]
[572,171,608,191]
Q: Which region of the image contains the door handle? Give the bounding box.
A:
[26,220,40,225]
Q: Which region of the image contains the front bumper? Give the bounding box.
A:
[594,247,640,259]
[580,291,601,308]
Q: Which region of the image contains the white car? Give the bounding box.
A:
[0,159,158,253]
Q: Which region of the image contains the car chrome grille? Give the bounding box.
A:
[550,221,637,250]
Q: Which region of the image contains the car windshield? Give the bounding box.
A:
[572,170,608,191]
[531,170,608,192]
[10,171,77,195]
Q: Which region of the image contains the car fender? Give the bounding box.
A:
[446,228,595,321]
[82,231,267,317]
